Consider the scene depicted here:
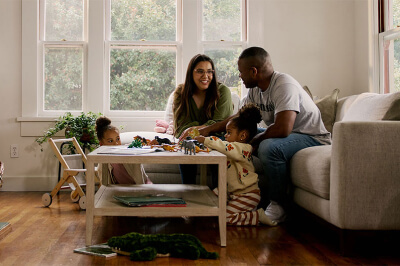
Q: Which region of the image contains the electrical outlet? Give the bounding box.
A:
[10,144,19,158]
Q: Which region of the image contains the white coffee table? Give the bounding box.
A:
[85,146,227,246]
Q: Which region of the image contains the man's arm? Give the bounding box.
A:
[198,113,238,137]
[250,110,296,148]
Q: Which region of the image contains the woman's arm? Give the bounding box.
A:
[178,84,233,140]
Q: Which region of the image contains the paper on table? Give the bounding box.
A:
[97,146,161,155]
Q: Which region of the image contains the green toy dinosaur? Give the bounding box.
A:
[107,232,219,261]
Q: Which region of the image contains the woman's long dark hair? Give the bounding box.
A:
[173,54,219,133]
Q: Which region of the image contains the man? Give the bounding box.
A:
[199,47,331,225]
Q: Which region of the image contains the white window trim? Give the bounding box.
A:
[20,0,263,127]
[379,27,400,93]
[377,0,400,93]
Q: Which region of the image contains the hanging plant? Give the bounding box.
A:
[36,112,102,153]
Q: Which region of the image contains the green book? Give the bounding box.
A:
[73,243,117,258]
[113,194,186,207]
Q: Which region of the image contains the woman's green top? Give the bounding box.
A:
[174,83,233,138]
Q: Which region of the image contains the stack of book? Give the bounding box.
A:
[113,194,186,207]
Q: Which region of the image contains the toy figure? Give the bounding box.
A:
[155,136,172,145]
[180,139,197,155]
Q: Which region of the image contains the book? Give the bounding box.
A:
[73,243,117,258]
[0,222,12,240]
[113,194,186,207]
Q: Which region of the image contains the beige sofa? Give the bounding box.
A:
[290,92,400,252]
[118,91,400,252]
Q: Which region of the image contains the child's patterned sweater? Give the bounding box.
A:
[204,136,259,195]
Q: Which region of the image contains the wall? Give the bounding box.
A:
[262,0,371,98]
[0,0,372,191]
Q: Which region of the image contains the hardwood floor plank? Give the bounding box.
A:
[0,191,399,265]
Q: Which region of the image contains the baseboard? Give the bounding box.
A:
[0,176,59,191]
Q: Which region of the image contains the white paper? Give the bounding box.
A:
[97,146,161,155]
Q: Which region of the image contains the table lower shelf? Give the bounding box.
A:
[93,184,221,217]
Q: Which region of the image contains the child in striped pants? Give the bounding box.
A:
[195,103,276,226]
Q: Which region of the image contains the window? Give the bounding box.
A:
[40,0,86,114]
[379,0,400,93]
[22,0,249,121]
[202,0,245,97]
[107,0,178,113]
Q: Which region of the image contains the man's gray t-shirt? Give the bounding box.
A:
[241,71,331,144]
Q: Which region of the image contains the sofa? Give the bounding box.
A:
[117,90,400,253]
[291,91,400,253]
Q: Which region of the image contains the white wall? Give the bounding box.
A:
[0,0,372,191]
[262,0,371,98]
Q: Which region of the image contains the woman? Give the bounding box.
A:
[173,54,233,184]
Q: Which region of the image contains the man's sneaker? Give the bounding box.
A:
[264,201,286,224]
[257,208,278,226]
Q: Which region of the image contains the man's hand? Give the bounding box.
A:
[198,126,211,138]
[194,135,205,144]
[249,132,266,154]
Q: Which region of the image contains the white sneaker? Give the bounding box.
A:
[264,201,286,224]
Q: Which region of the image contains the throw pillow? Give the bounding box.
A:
[342,92,400,121]
[303,85,313,99]
[314,88,340,133]
[382,96,400,120]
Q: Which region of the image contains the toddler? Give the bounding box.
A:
[96,116,152,184]
[195,103,276,226]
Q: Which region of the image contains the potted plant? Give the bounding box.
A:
[36,112,102,153]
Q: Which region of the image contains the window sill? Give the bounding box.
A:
[17,115,165,137]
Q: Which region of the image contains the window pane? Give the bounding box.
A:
[110,48,176,111]
[111,0,176,41]
[393,0,400,28]
[44,47,83,110]
[205,48,242,97]
[45,0,84,41]
[202,0,241,41]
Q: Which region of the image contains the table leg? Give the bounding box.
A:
[218,161,227,247]
[85,160,95,246]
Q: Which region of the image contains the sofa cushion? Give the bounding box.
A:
[383,96,400,120]
[302,86,340,133]
[291,145,331,200]
[314,88,340,133]
[335,94,359,122]
[342,92,400,121]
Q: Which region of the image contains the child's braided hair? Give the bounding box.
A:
[230,103,262,141]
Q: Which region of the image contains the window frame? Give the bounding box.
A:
[378,0,400,93]
[21,0,255,125]
[38,0,88,116]
[103,0,182,118]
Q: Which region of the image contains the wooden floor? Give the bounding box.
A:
[0,191,399,265]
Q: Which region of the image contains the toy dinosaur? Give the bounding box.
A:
[107,232,219,261]
[155,136,172,145]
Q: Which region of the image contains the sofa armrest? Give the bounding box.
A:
[330,121,400,230]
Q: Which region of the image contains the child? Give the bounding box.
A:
[195,103,276,226]
[96,116,152,184]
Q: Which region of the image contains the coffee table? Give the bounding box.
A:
[85,146,227,246]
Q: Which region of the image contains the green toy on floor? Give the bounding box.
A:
[107,232,219,261]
